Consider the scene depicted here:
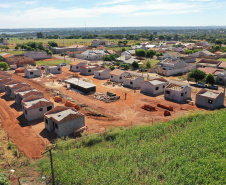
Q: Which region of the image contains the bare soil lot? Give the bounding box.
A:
[0,67,213,159]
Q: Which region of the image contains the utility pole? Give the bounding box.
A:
[63,37,66,64]
[41,144,56,185]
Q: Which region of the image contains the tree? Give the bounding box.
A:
[149,34,153,41]
[205,73,215,85]
[116,62,121,66]
[15,46,19,50]
[122,40,128,46]
[132,61,139,69]
[48,41,58,47]
[121,48,126,52]
[135,49,146,57]
[215,45,220,51]
[146,50,156,58]
[0,56,4,61]
[120,63,130,70]
[215,40,222,47]
[173,34,179,41]
[185,49,193,54]
[188,69,206,82]
[146,61,151,68]
[109,66,115,70]
[37,32,44,38]
[0,62,9,71]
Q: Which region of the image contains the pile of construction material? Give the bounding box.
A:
[65,100,80,110]
[94,91,120,103]
[157,104,173,111]
[141,105,156,112]
[164,110,171,116]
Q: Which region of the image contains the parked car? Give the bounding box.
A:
[40,66,45,70]
[196,82,207,88]
[60,63,67,66]
[207,85,218,90]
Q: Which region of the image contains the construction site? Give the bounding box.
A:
[0,65,218,160]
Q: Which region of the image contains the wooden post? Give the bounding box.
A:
[42,145,56,185]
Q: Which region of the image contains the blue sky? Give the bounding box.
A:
[0,0,225,28]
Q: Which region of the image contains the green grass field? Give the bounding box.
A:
[8,39,138,47]
[218,58,226,62]
[36,59,71,66]
[39,110,226,184]
[0,50,25,55]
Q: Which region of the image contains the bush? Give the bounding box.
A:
[188,69,206,82]
[205,73,215,85]
[132,61,139,69]
[146,50,156,58]
[146,61,151,68]
[109,66,115,70]
[120,63,130,70]
[0,62,9,71]
[135,49,146,57]
[116,62,121,66]
[0,172,10,185]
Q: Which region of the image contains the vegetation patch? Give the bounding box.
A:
[36,59,70,66]
[39,110,226,184]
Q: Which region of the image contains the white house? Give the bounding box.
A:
[164,83,192,103]
[70,60,87,72]
[94,69,111,79]
[80,66,98,75]
[5,82,30,98]
[0,77,11,92]
[141,78,169,96]
[195,89,224,109]
[22,95,54,121]
[24,67,42,78]
[123,74,144,89]
[163,52,181,60]
[45,65,62,74]
[76,50,107,61]
[44,106,85,137]
[109,69,129,83]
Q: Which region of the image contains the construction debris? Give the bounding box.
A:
[65,101,80,111]
[157,104,173,111]
[53,96,62,102]
[94,92,120,103]
[141,104,156,112]
[107,91,116,97]
[164,110,171,116]
[85,113,106,117]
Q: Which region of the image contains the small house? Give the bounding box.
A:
[0,77,11,92]
[141,78,169,96]
[70,60,87,72]
[65,78,96,94]
[24,67,42,78]
[5,82,30,98]
[4,80,22,96]
[123,74,144,89]
[163,52,181,60]
[80,66,97,75]
[216,71,226,84]
[14,87,44,105]
[44,106,85,137]
[196,59,221,68]
[22,95,54,121]
[109,69,129,83]
[94,69,111,79]
[45,65,62,74]
[195,89,224,109]
[189,50,216,58]
[164,83,191,103]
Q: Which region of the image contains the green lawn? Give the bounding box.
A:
[218,58,226,62]
[39,110,226,184]
[0,50,25,55]
[36,59,71,66]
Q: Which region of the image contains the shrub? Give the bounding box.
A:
[0,62,9,71]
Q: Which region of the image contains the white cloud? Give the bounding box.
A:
[98,0,133,5]
[0,0,222,28]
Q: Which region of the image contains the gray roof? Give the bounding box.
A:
[17,89,39,96]
[46,109,81,122]
[198,91,221,99]
[24,98,50,109]
[116,56,140,64]
[149,80,167,86]
[65,78,96,89]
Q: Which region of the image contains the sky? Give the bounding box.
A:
[0,0,225,28]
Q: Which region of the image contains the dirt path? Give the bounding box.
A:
[0,94,46,159]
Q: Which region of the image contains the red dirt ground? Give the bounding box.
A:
[0,67,211,159]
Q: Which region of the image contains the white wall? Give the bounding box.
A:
[110,72,129,83]
[141,81,168,96]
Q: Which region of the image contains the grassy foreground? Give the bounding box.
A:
[39,111,226,184]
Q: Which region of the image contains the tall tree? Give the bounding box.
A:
[37,32,44,38]
[188,69,206,82]
[205,73,215,85]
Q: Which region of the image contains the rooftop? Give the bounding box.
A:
[166,83,188,91]
[65,78,96,89]
[110,69,128,76]
[149,80,167,86]
[197,90,222,99]
[23,97,52,110]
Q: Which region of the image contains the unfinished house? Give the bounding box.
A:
[24,67,42,78]
[0,71,12,77]
[110,69,129,83]
[5,55,35,67]
[141,78,169,96]
[80,66,98,75]
[44,106,85,137]
[155,59,196,76]
[5,82,30,98]
[14,87,44,105]
[164,83,191,103]
[70,60,87,72]
[116,55,140,65]
[45,65,62,74]
[24,51,52,60]
[65,78,96,94]
[22,95,54,121]
[163,52,181,60]
[0,77,12,92]
[123,74,144,89]
[4,79,21,95]
[189,50,216,58]
[94,69,111,79]
[196,59,221,68]
[195,89,224,109]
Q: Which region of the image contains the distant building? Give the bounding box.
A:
[189,50,216,58]
[24,67,42,78]
[44,106,85,137]
[51,46,86,54]
[70,60,87,72]
[0,38,9,45]
[195,89,224,109]
[45,65,62,74]
[196,59,221,68]
[116,55,140,65]
[92,39,109,47]
[76,50,107,61]
[24,51,52,60]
